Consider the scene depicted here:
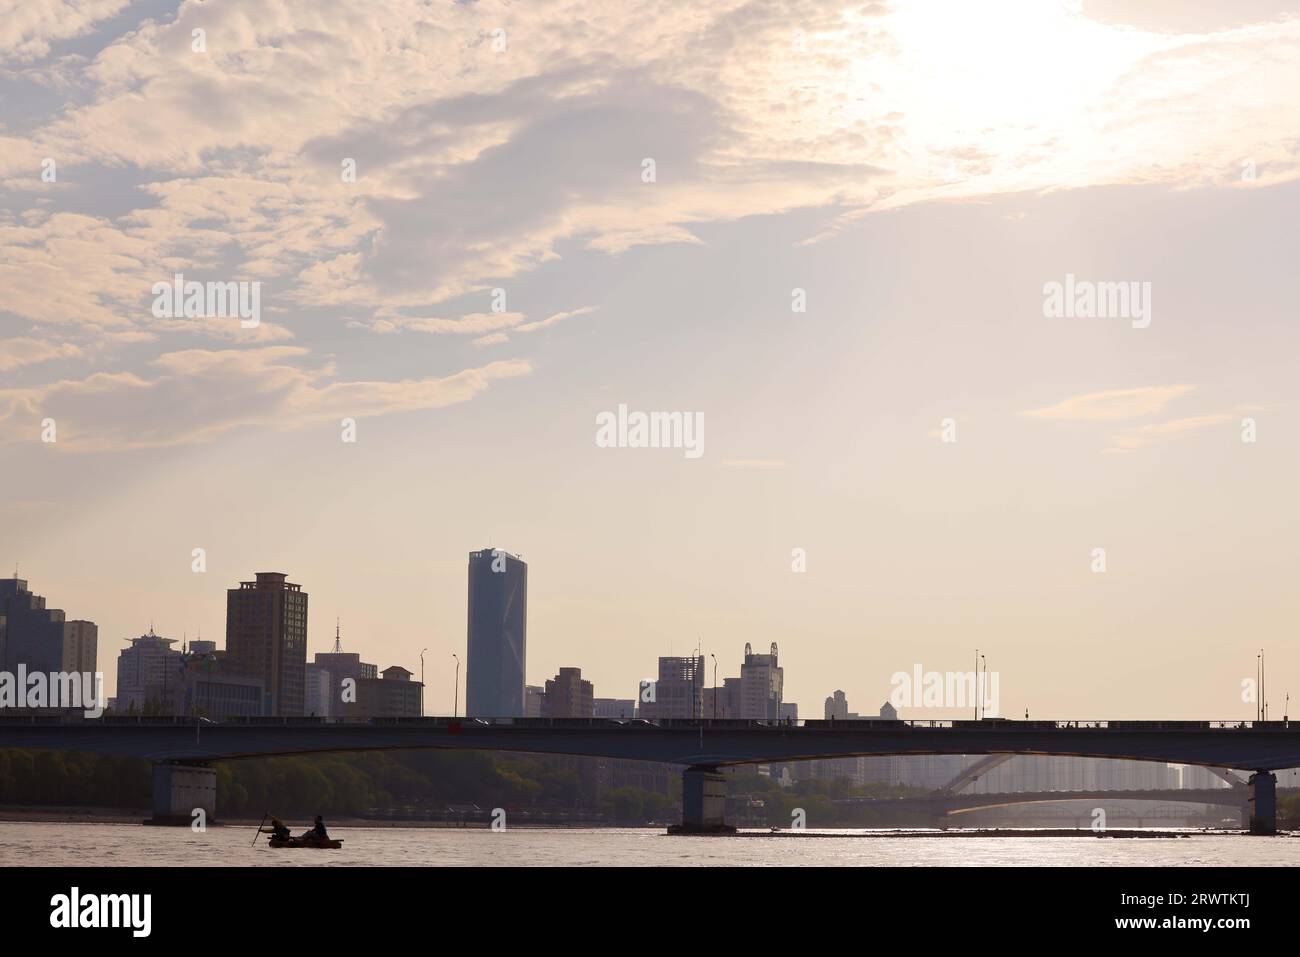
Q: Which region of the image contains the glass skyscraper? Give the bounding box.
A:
[466,548,527,718]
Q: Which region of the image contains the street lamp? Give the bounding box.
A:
[710,653,718,720]
[419,647,427,717]
[452,653,460,718]
[979,654,987,720]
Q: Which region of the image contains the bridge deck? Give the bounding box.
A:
[0,716,1297,770]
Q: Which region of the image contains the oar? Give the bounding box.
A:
[251,812,269,847]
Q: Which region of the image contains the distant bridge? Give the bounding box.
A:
[840,787,1248,825]
[0,715,1292,833]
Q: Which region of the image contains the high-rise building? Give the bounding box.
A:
[0,577,97,676]
[115,631,183,712]
[543,667,594,718]
[639,655,704,720]
[225,572,308,716]
[525,684,546,717]
[466,548,527,718]
[740,643,783,719]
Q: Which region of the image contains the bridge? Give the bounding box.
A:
[839,787,1248,826]
[0,715,1293,833]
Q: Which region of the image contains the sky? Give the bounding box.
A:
[1,0,1298,717]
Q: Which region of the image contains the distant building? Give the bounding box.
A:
[825,690,850,720]
[115,638,264,719]
[466,548,527,718]
[115,631,183,712]
[543,667,594,718]
[166,652,264,719]
[779,702,798,721]
[0,577,97,677]
[313,625,377,718]
[525,684,546,717]
[343,665,423,719]
[704,677,741,719]
[225,572,307,716]
[594,697,635,719]
[61,619,98,675]
[739,643,784,719]
[305,662,333,717]
[638,655,704,720]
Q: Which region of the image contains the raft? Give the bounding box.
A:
[267,834,343,849]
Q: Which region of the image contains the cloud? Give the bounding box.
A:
[1104,414,1237,454]
[1022,385,1196,422]
[514,306,597,333]
[722,458,787,469]
[0,346,532,451]
[347,312,526,336]
[0,336,83,371]
[0,0,129,62]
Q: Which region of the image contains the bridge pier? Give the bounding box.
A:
[668,766,734,835]
[146,761,216,827]
[1247,771,1276,835]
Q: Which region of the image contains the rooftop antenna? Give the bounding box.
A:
[332,618,343,654]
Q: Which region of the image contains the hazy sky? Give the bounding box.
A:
[2,0,1298,716]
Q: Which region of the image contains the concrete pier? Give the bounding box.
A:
[669,766,734,834]
[147,761,216,826]
[1247,770,1276,835]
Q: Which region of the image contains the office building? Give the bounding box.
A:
[305,662,333,717]
[312,624,376,717]
[342,665,423,719]
[115,630,184,712]
[543,667,594,718]
[0,576,97,676]
[225,571,308,716]
[638,655,704,720]
[825,690,851,720]
[594,697,635,719]
[740,643,784,719]
[466,547,527,718]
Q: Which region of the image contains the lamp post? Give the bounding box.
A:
[453,653,460,718]
[710,653,717,719]
[979,654,986,720]
[974,649,979,720]
[419,647,427,717]
[1257,652,1262,722]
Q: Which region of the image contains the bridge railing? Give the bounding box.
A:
[0,714,1291,731]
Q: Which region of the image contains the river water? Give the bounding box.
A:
[1,822,1298,866]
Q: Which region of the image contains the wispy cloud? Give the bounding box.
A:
[0,337,83,372]
[1022,385,1196,422]
[0,347,532,452]
[1104,414,1236,454]
[722,458,787,469]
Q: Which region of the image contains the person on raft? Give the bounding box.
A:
[269,816,291,841]
[311,815,329,839]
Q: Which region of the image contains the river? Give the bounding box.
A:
[1,822,1297,866]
